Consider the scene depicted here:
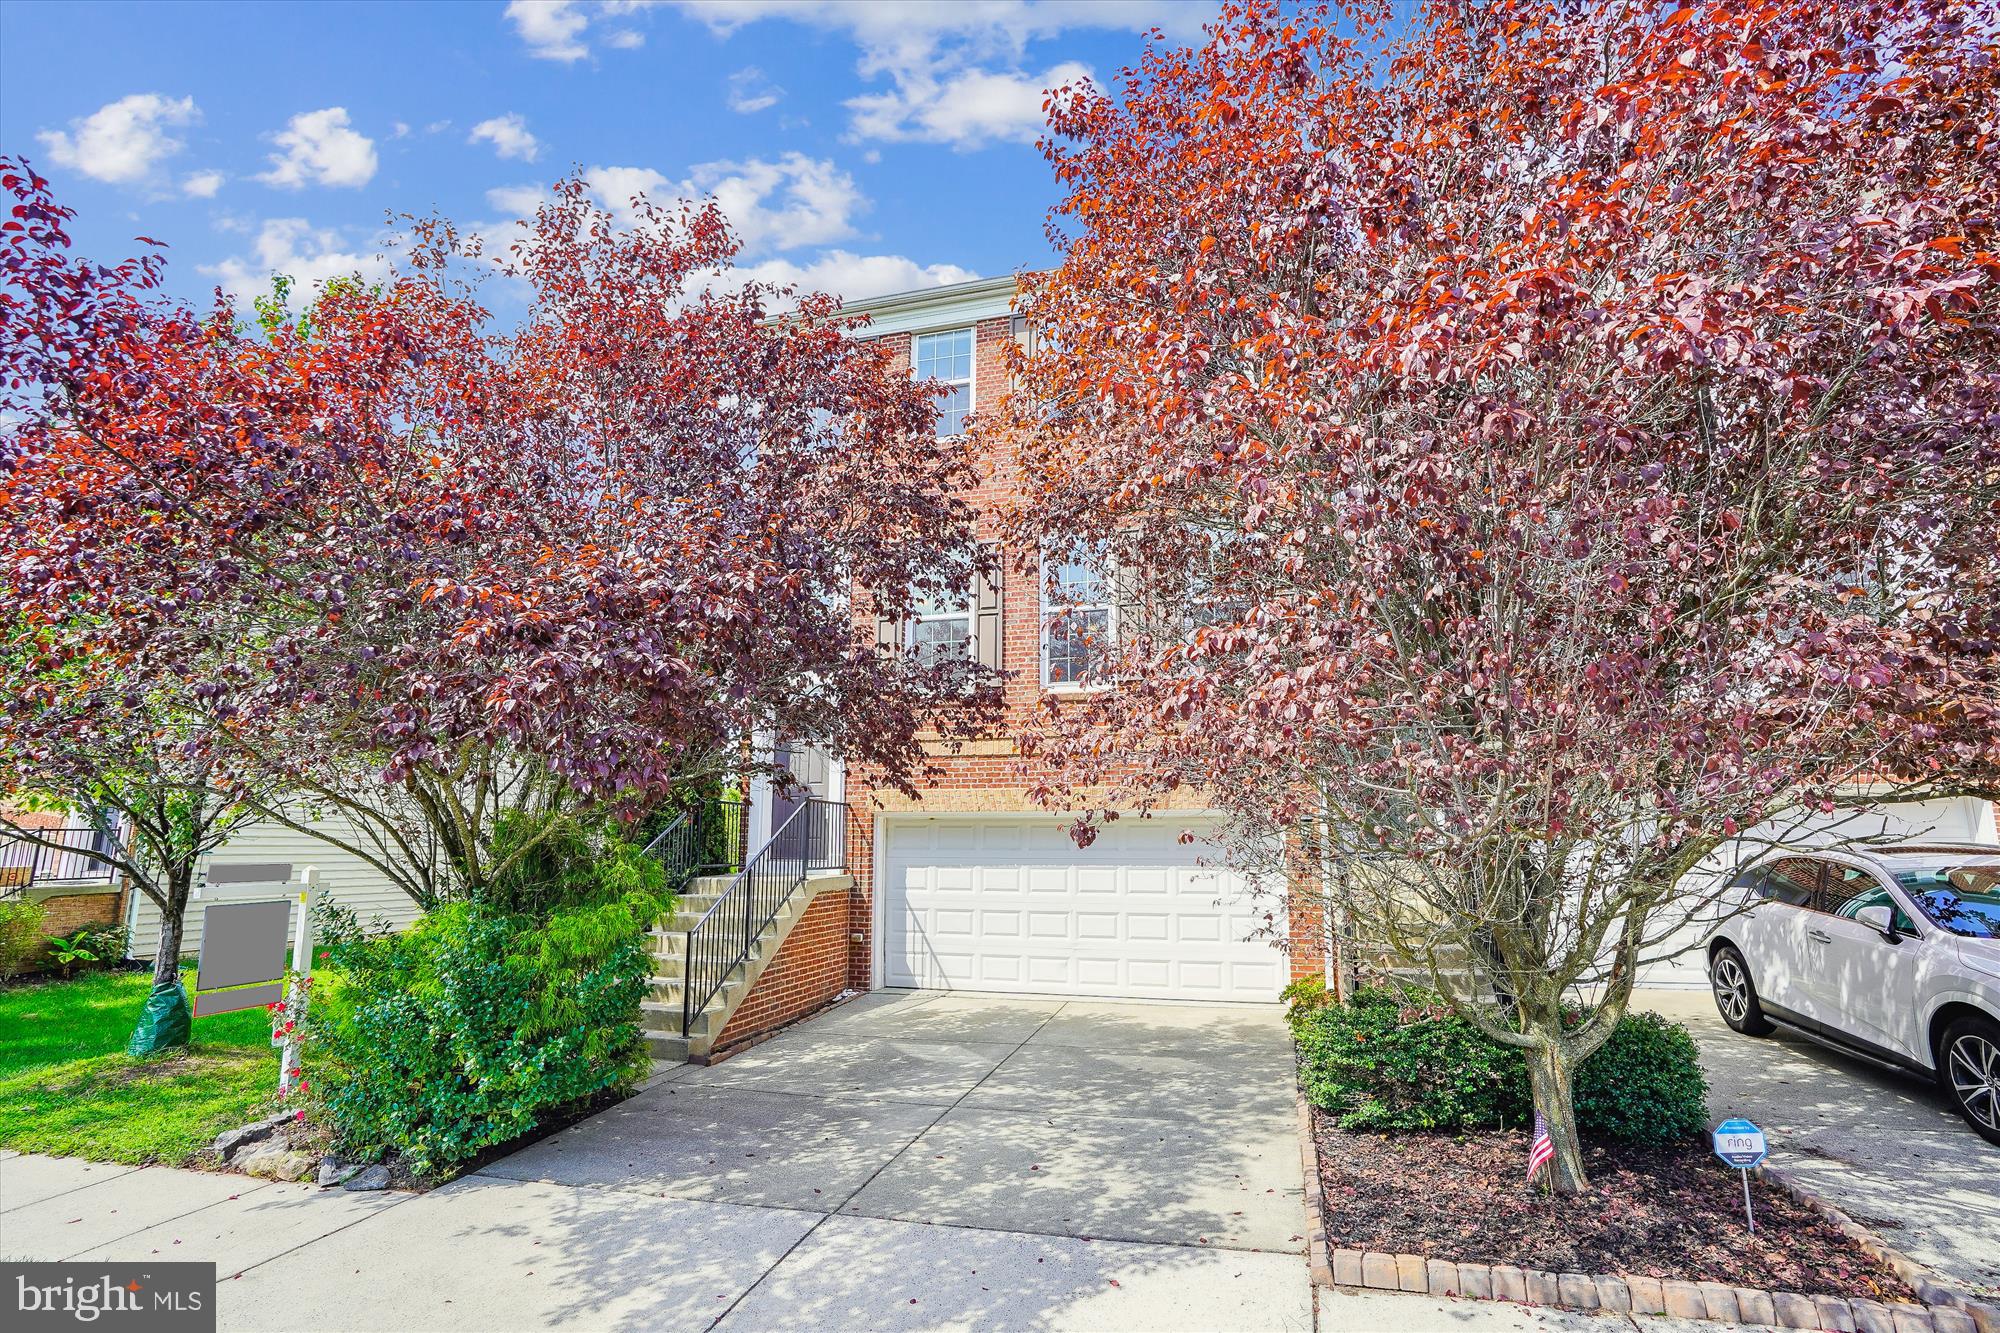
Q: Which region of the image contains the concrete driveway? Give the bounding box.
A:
[4,991,1313,1332]
[1636,988,2000,1301]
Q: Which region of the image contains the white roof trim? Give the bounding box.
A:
[841,274,1019,338]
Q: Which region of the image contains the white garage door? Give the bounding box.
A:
[880,816,1286,1002]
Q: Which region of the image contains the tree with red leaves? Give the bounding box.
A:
[4,162,995,916]
[1000,0,2000,1191]
[1,159,278,1036]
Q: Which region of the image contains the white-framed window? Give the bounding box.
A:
[913,327,974,437]
[1041,544,1115,687]
[906,588,973,665]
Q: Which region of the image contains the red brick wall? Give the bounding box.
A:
[714,888,852,1052]
[11,889,124,975]
[39,891,122,937]
[841,306,1326,994]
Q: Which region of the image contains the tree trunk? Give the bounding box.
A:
[151,867,192,991]
[1525,1040,1590,1194]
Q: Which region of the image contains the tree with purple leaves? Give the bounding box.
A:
[999,0,2000,1192]
[4,161,997,924]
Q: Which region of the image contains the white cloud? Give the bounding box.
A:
[585,152,864,255]
[36,93,199,186]
[667,1,1209,146]
[391,121,412,139]
[469,113,542,162]
[199,217,395,307]
[503,1,1201,144]
[717,249,978,304]
[606,28,645,48]
[505,0,592,61]
[258,108,378,189]
[182,170,225,198]
[726,66,783,114]
[848,59,1089,147]
[485,183,550,216]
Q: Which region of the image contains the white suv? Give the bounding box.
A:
[1704,843,2000,1145]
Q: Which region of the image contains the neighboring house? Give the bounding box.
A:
[0,808,128,957]
[123,813,425,964]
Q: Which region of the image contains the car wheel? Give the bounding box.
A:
[1709,945,1776,1036]
[1940,1014,2000,1147]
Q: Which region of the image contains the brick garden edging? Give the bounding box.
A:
[1294,1089,1332,1288]
[1321,1243,1979,1331]
[1757,1163,1999,1333]
[1294,1093,1996,1332]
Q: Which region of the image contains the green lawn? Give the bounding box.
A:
[0,969,283,1164]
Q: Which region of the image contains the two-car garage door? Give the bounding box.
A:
[880,816,1286,1003]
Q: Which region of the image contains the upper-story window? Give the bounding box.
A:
[1042,544,1115,688]
[913,328,974,437]
[907,588,973,665]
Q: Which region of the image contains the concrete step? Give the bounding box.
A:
[646,974,744,1007]
[645,1030,691,1062]
[640,998,724,1039]
[641,870,843,1065]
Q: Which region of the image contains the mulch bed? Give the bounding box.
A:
[1312,1107,1916,1300]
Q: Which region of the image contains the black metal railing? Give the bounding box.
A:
[683,797,848,1035]
[0,826,121,889]
[641,798,747,894]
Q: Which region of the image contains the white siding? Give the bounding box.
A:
[125,814,424,962]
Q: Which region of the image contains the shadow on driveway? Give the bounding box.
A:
[1636,987,2000,1299]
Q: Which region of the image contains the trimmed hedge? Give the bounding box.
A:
[1293,985,1708,1145]
[309,889,663,1175]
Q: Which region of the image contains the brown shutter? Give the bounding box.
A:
[973,544,1003,671]
[1111,556,1146,647]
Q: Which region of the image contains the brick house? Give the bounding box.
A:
[647,273,2000,1061]
[658,274,1310,1060]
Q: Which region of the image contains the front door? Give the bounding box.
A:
[769,741,834,859]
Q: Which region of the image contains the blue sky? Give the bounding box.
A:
[0,1,1218,312]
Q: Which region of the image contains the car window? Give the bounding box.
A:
[1827,880,1919,934]
[1750,858,1819,907]
[1892,864,2000,939]
[1819,864,1881,915]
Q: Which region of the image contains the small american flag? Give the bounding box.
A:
[1526,1111,1555,1183]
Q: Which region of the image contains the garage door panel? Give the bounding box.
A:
[1076,913,1119,940]
[882,818,1283,1003]
[1077,867,1118,895]
[1076,957,1120,988]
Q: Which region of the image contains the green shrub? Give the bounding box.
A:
[1281,974,1331,1027]
[483,813,667,918]
[1572,1009,1710,1145]
[70,923,129,969]
[0,898,47,981]
[1294,986,1708,1144]
[1295,986,1530,1132]
[308,888,662,1175]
